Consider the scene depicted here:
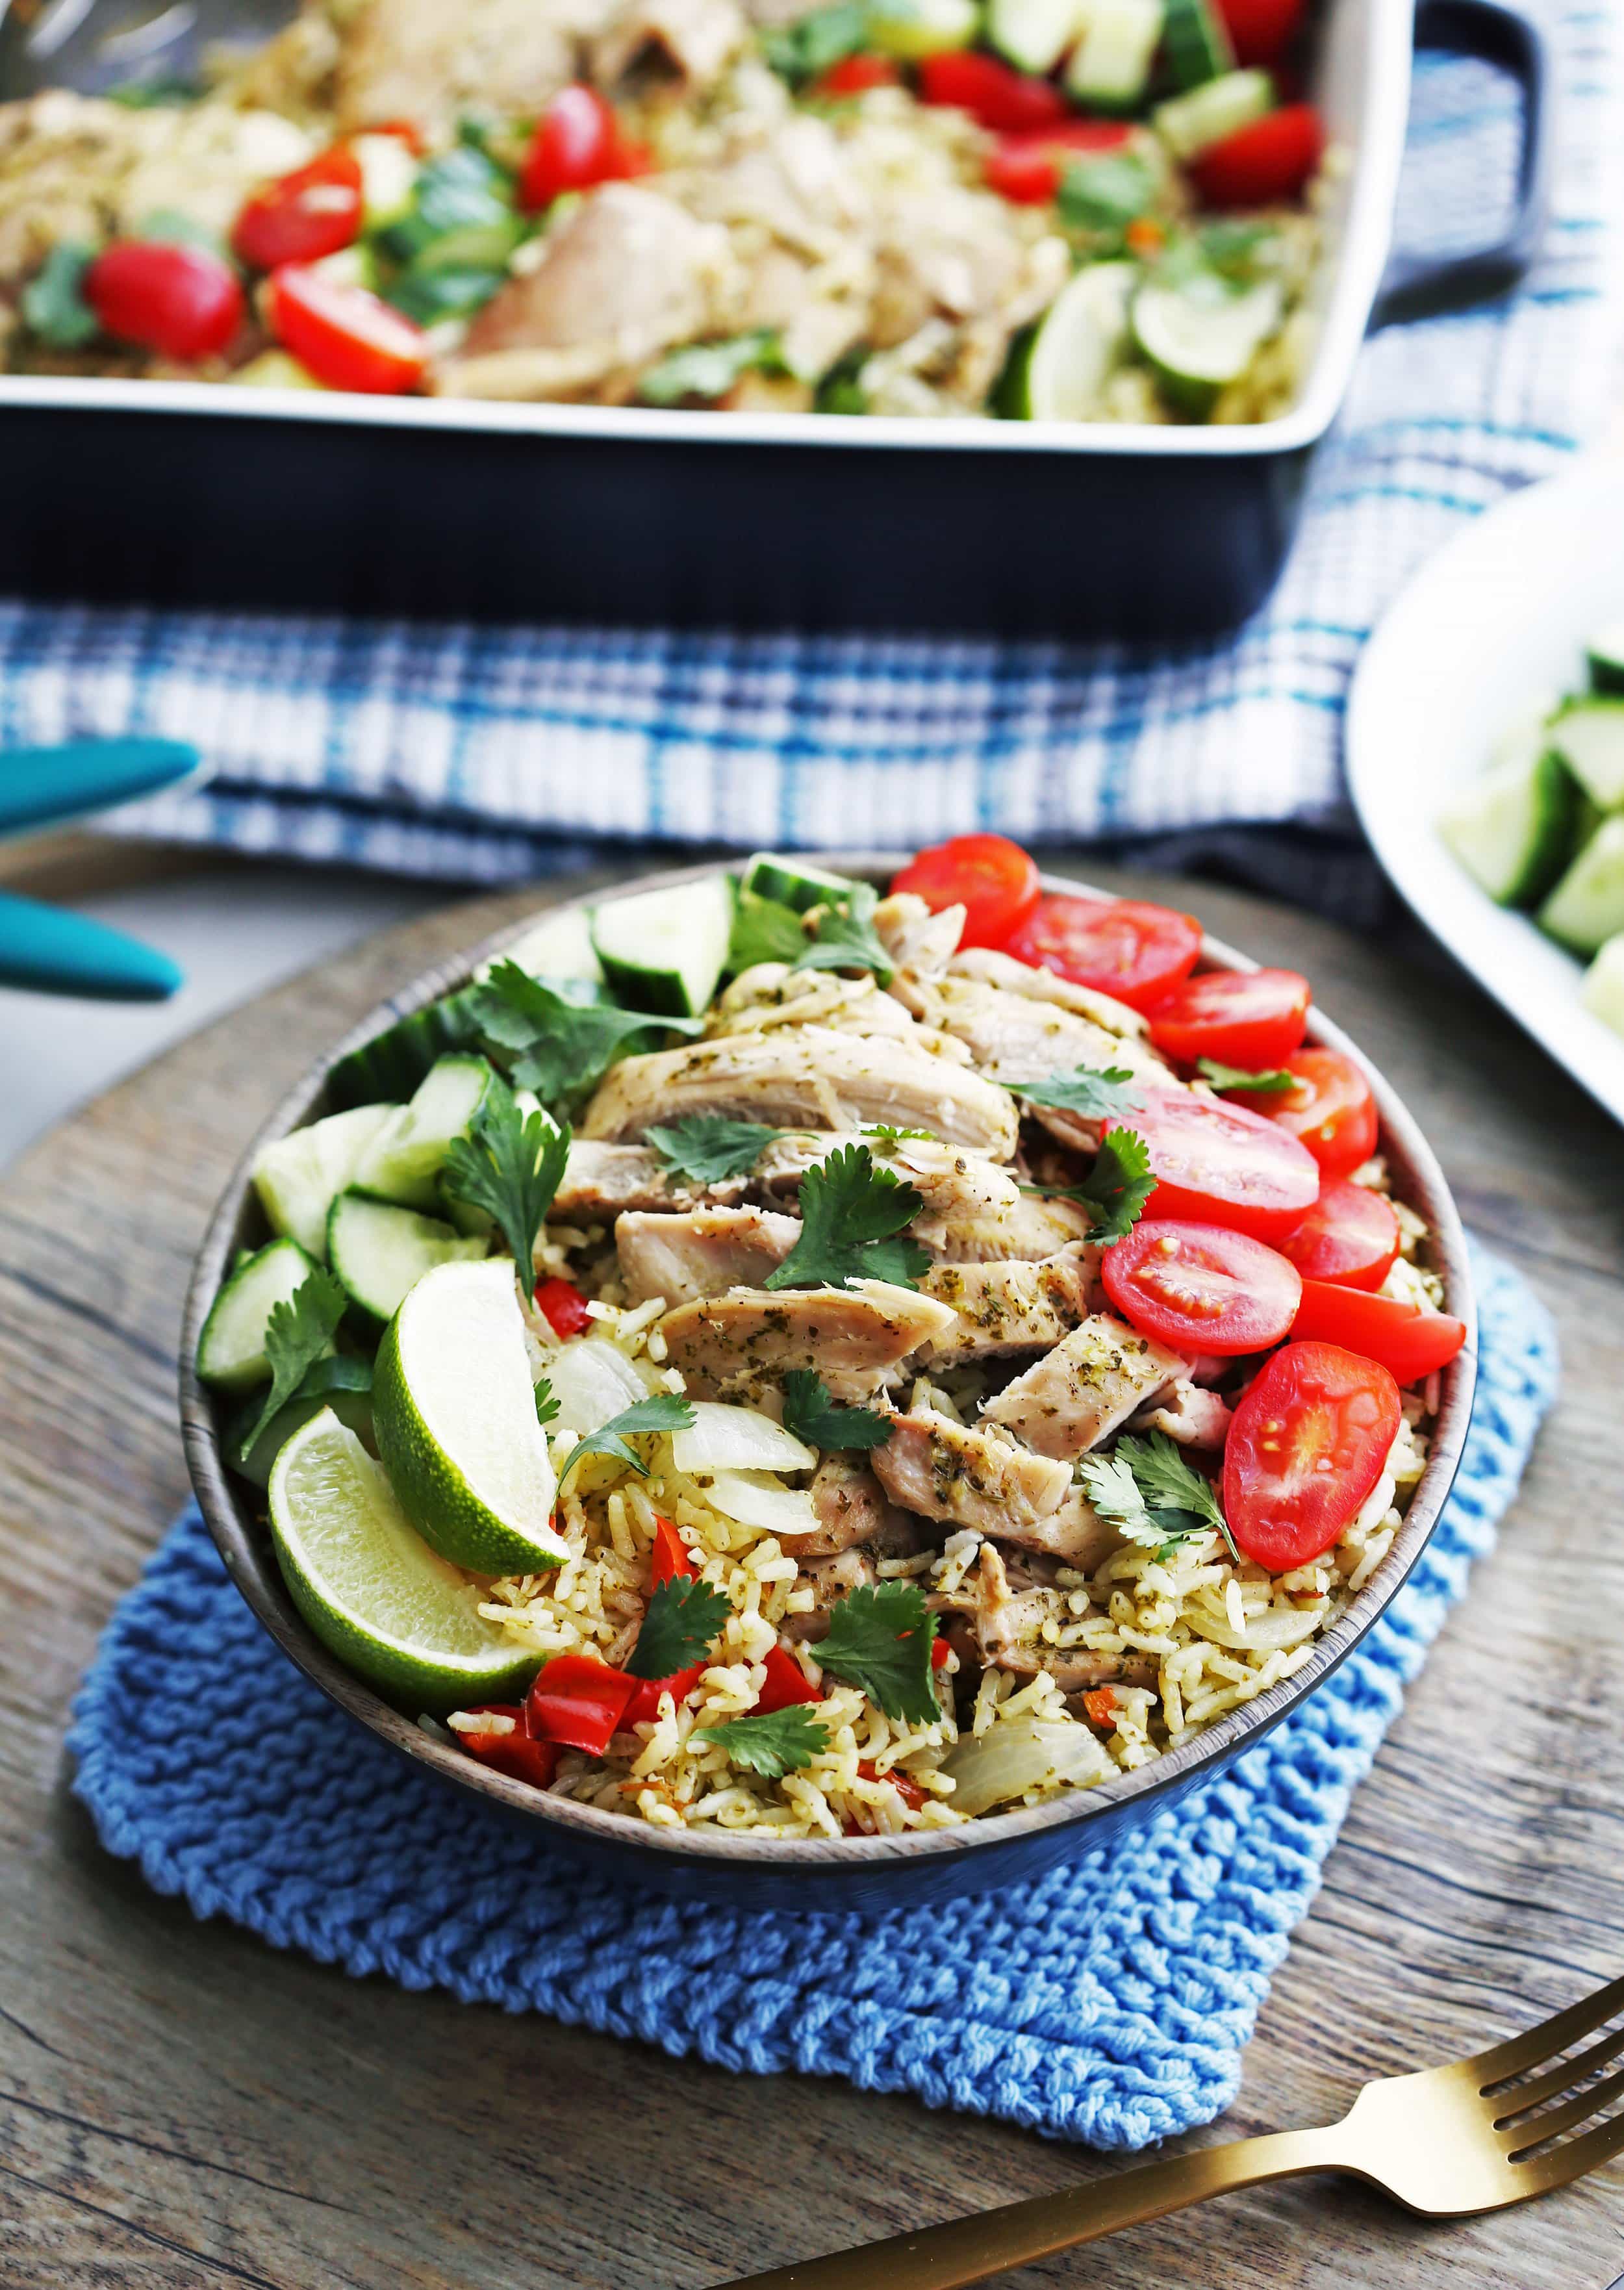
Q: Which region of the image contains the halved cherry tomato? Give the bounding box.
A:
[890,833,1041,950]
[1237,1047,1377,1178]
[454,1705,559,1788]
[232,146,362,271]
[1280,1180,1399,1291]
[752,1643,825,1714]
[1217,0,1305,64]
[984,120,1134,205]
[1002,895,1202,1010]
[84,241,244,362]
[1289,1280,1467,1385]
[918,51,1067,131]
[525,1653,637,1756]
[1224,1339,1401,1569]
[1150,967,1310,1069]
[268,262,427,393]
[535,1275,592,1338]
[809,52,900,94]
[1192,103,1325,207]
[1101,1219,1300,1355]
[518,84,648,210]
[1125,1087,1320,1241]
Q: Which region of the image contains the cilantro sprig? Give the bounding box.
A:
[1197,1058,1297,1095]
[759,0,869,84]
[794,880,894,986]
[1029,1126,1156,1246]
[818,1581,939,1723]
[638,330,784,407]
[551,1392,697,1488]
[1009,1065,1145,1121]
[646,1115,784,1184]
[862,1124,937,1144]
[240,1267,348,1451]
[1078,1432,1239,1564]
[781,1368,893,1453]
[626,1573,731,1679]
[728,890,808,973]
[692,1705,832,1777]
[765,1143,930,1291]
[471,960,700,1115]
[441,1089,569,1303]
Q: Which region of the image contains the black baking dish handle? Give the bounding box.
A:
[1369,0,1552,329]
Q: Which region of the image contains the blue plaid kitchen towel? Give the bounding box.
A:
[5,5,1621,885]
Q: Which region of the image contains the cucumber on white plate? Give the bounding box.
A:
[1065,0,1164,107]
[251,1101,395,1260]
[590,873,737,1019]
[1585,622,1624,698]
[1161,0,1235,87]
[1154,68,1274,158]
[197,1236,321,1392]
[1540,814,1624,954]
[350,1054,504,1210]
[1437,742,1580,908]
[987,0,1078,75]
[492,904,603,987]
[1132,272,1282,415]
[739,852,857,913]
[1014,261,1137,421]
[1581,929,1624,1037]
[1546,698,1624,809]
[327,1191,488,1323]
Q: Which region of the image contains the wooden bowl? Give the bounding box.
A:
[181,860,1477,1913]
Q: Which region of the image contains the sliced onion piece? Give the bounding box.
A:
[672,1402,817,1477]
[939,1714,1113,1818]
[1186,1603,1326,1653]
[541,1337,648,1434]
[698,1471,820,1536]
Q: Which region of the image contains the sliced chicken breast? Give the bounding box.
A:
[709,962,921,1041]
[936,1542,1146,1687]
[980,1313,1183,1458]
[549,1139,748,1221]
[873,891,965,978]
[331,0,613,137]
[752,1130,1022,1220]
[871,1408,1082,1543]
[616,1206,800,1306]
[801,1455,932,1559]
[946,945,1154,1040]
[1132,1380,1234,1449]
[590,0,746,95]
[658,1279,956,1401]
[912,1195,1098,1264]
[892,971,1175,1090]
[915,1241,1100,1368]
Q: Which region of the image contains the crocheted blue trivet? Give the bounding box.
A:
[69,1243,1556,2150]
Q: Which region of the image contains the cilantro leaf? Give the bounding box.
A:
[1079,1432,1238,1563]
[1197,1058,1297,1095]
[646,1115,784,1184]
[818,1580,939,1722]
[555,1392,697,1488]
[1072,1125,1156,1246]
[692,1704,832,1777]
[1057,151,1157,236]
[534,1379,560,1426]
[780,1368,893,1453]
[625,1573,731,1679]
[759,0,869,84]
[1008,1065,1145,1120]
[22,243,99,348]
[728,889,808,973]
[764,1143,930,1291]
[862,1124,937,1144]
[441,1089,569,1303]
[471,960,699,1115]
[638,330,783,406]
[1115,1432,1239,1560]
[793,880,894,986]
[240,1267,348,1452]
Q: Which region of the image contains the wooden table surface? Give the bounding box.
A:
[3,856,1621,2290]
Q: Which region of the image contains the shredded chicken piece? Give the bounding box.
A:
[657,1279,954,1401]
[802,1455,930,1559]
[872,891,965,978]
[934,1542,1144,1687]
[915,1242,1100,1368]
[946,945,1152,1041]
[911,1195,1098,1264]
[709,961,920,1041]
[615,1205,799,1305]
[1133,1380,1234,1449]
[548,1139,748,1220]
[891,970,1177,1091]
[980,1313,1184,1458]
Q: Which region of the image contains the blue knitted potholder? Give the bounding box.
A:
[70,1245,1555,2150]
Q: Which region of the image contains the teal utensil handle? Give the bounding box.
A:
[0,889,182,1000]
[0,738,200,838]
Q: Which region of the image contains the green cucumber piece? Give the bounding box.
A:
[1154,68,1274,158]
[1580,930,1624,1036]
[1546,698,1624,809]
[590,873,737,1019]
[1539,815,1624,953]
[867,0,982,58]
[1132,271,1282,414]
[1016,260,1136,420]
[740,852,857,913]
[495,904,604,987]
[353,131,417,228]
[1065,0,1164,107]
[325,982,486,1111]
[1585,622,1624,698]
[1161,0,1235,86]
[227,1354,375,1487]
[350,1054,504,1210]
[986,0,1078,75]
[197,1236,321,1392]
[251,1102,395,1260]
[327,1191,488,1322]
[1438,743,1581,908]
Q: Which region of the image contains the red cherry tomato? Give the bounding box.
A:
[1126,1086,1321,1241]
[984,120,1134,203]
[810,52,900,93]
[1289,1280,1467,1386]
[534,1275,592,1338]
[752,1643,825,1714]
[918,51,1067,131]
[518,83,647,210]
[1224,1340,1402,1570]
[1192,103,1325,207]
[1148,967,1311,1069]
[232,146,362,271]
[1217,0,1305,64]
[268,262,427,393]
[1237,1047,1377,1178]
[1003,895,1202,1010]
[454,1705,558,1787]
[1279,1179,1400,1291]
[84,240,244,362]
[525,1653,637,1756]
[890,833,1041,950]
[1101,1219,1301,1355]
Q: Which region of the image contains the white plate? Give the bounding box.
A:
[1347,459,1624,1128]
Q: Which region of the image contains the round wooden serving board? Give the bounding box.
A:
[1,859,1621,2290]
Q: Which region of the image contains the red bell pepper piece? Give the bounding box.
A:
[453,1705,560,1788]
[856,1759,928,1811]
[984,120,1134,205]
[930,1635,952,1670]
[649,1514,696,1586]
[810,53,900,94]
[525,1654,637,1755]
[919,50,1067,132]
[752,1643,824,1714]
[534,1275,592,1337]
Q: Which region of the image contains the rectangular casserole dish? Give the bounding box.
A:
[0,0,1547,637]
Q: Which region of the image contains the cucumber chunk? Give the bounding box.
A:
[1154,68,1274,158]
[1132,272,1282,414]
[740,852,857,913]
[327,1191,488,1322]
[1161,0,1235,86]
[1438,744,1580,908]
[1017,260,1136,421]
[867,0,981,58]
[1547,698,1624,809]
[494,904,603,987]
[1065,0,1164,107]
[987,0,1078,75]
[325,982,486,1110]
[227,1355,375,1488]
[197,1236,320,1392]
[590,873,737,1019]
[351,1054,503,1210]
[1585,622,1624,698]
[1539,815,1624,954]
[251,1102,395,1260]
[1580,930,1624,1037]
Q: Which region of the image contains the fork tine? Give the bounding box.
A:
[1491,2022,1624,2122]
[1512,2104,1624,2196]
[1469,1973,1624,2088]
[1503,2067,1624,2154]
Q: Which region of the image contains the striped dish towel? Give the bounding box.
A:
[3,1,1621,889]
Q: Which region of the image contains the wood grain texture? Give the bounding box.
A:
[2,858,1621,2290]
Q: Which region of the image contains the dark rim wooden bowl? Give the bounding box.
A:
[181,859,1477,1877]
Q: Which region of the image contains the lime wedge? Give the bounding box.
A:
[372,1256,566,1573]
[269,1408,538,1712]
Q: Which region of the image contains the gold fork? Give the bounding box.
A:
[721,1972,1624,2290]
